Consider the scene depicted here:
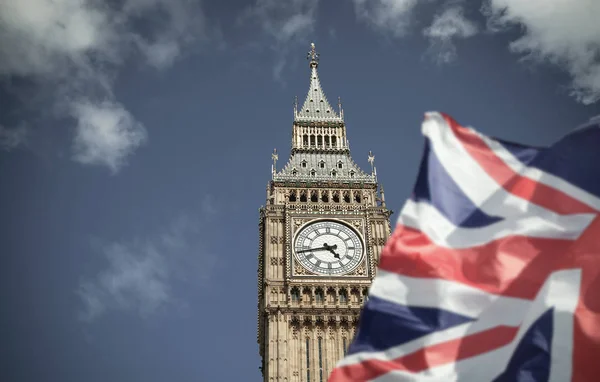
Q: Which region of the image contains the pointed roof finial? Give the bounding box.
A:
[271,148,278,176]
[379,184,386,207]
[293,96,298,115]
[368,151,377,180]
[295,42,342,123]
[307,42,319,68]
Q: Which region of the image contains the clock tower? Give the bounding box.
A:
[257,43,392,381]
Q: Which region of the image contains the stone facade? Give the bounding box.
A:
[257,43,392,381]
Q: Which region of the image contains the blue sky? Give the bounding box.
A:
[1,0,599,381]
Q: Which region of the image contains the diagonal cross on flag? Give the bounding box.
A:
[329,112,600,382]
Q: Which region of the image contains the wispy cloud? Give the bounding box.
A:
[484,0,600,105]
[240,0,319,43]
[0,124,28,151]
[0,0,210,172]
[352,0,420,37]
[238,0,319,82]
[71,101,147,174]
[78,204,219,322]
[423,5,478,64]
[350,0,600,105]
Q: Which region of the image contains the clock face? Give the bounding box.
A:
[294,220,364,276]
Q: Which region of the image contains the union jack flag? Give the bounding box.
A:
[329,112,600,382]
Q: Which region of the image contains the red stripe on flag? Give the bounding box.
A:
[441,113,597,215]
[379,224,573,299]
[569,217,600,381]
[328,325,518,382]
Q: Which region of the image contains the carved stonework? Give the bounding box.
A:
[270,236,285,244]
[270,257,278,266]
[294,264,316,276]
[375,237,387,246]
[349,264,366,276]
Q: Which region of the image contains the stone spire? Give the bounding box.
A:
[294,43,343,123]
[273,43,375,184]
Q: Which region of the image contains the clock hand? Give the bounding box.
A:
[296,246,330,254]
[323,244,341,259]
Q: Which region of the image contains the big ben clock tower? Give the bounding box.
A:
[257,43,392,382]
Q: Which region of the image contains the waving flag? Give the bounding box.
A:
[329,112,600,382]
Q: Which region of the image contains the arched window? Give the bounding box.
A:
[343,191,351,203]
[326,287,336,303]
[300,190,308,202]
[354,191,361,203]
[302,287,312,303]
[332,191,340,203]
[291,287,300,303]
[315,288,324,304]
[310,135,316,147]
[339,289,348,304]
[310,190,318,203]
[337,161,343,169]
[301,160,307,168]
[310,169,316,177]
[321,191,329,203]
[289,190,297,202]
[317,135,323,148]
[303,134,309,147]
[319,160,325,168]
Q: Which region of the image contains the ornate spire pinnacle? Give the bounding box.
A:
[368,151,377,181]
[271,148,278,176]
[294,96,298,114]
[307,42,319,68]
[379,184,386,207]
[368,151,375,169]
[295,42,342,123]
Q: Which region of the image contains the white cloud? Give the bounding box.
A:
[241,0,319,43]
[0,124,28,151]
[78,211,218,322]
[353,0,420,37]
[484,0,600,104]
[423,5,478,64]
[0,0,208,171]
[71,101,148,173]
[239,0,319,82]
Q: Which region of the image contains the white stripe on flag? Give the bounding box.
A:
[422,112,589,223]
[398,199,594,248]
